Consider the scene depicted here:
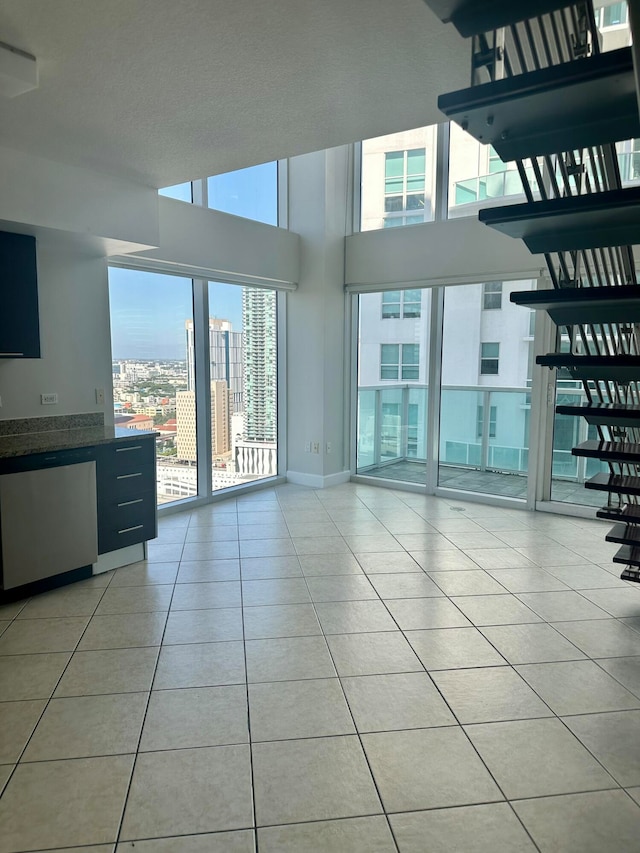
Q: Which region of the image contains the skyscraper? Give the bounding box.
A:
[176,381,231,461]
[185,318,243,412]
[242,287,277,442]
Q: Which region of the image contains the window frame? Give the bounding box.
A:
[380,343,400,380]
[401,343,420,381]
[482,281,503,310]
[480,342,500,375]
[384,148,427,225]
[381,290,422,319]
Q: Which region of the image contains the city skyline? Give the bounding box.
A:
[109,161,277,359]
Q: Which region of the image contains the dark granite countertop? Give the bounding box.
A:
[0,427,158,459]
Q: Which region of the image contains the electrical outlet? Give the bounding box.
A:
[304,441,311,453]
[326,442,332,454]
[95,387,105,405]
[41,393,58,405]
[312,442,320,454]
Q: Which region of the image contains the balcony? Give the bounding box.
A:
[453,168,536,207]
[356,384,605,504]
[452,150,640,209]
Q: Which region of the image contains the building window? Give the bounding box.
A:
[381,290,422,319]
[402,290,422,318]
[596,2,628,27]
[482,282,502,310]
[476,405,497,438]
[402,344,420,380]
[380,344,400,380]
[480,342,500,375]
[384,148,426,222]
[380,343,420,380]
[381,292,401,319]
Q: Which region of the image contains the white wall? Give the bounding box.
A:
[286,147,351,486]
[0,243,114,421]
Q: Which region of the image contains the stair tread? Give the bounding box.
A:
[556,403,640,427]
[479,186,640,254]
[573,440,640,461]
[422,0,574,37]
[439,48,639,160]
[597,504,640,524]
[537,354,640,381]
[512,284,640,309]
[513,285,640,326]
[606,522,640,545]
[620,566,640,582]
[613,544,640,567]
[585,472,640,494]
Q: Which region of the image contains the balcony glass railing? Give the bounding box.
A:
[357,385,607,498]
[453,168,538,206]
[453,151,640,209]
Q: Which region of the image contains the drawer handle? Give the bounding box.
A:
[116,472,143,479]
[118,524,144,534]
[117,498,144,507]
[116,446,143,452]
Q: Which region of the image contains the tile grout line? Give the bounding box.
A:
[111,526,185,848]
[237,503,261,853]
[0,576,116,801]
[279,489,402,853]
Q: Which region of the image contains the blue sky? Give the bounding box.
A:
[109,162,277,360]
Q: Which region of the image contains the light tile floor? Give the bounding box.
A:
[1,482,640,852]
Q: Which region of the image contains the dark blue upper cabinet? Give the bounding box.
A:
[0,231,41,358]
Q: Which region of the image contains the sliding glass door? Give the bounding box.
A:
[355,279,536,501]
[437,280,535,499]
[356,289,431,483]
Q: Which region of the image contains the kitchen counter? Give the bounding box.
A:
[0,418,158,600]
[0,426,158,459]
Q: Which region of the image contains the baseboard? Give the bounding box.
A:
[286,469,351,489]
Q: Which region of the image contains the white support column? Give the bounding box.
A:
[286,147,352,487]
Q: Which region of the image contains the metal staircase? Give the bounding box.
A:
[425,0,640,582]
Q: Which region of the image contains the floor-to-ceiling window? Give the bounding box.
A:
[438,280,535,499]
[207,281,278,491]
[109,268,197,506]
[110,162,282,507]
[356,289,431,482]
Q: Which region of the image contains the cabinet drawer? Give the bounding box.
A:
[98,513,157,554]
[98,490,156,528]
[98,438,155,476]
[98,439,155,476]
[98,463,156,501]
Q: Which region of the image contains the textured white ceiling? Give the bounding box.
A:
[0,0,469,187]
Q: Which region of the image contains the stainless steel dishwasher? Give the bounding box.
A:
[0,447,98,590]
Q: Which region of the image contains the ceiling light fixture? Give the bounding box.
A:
[0,40,38,98]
